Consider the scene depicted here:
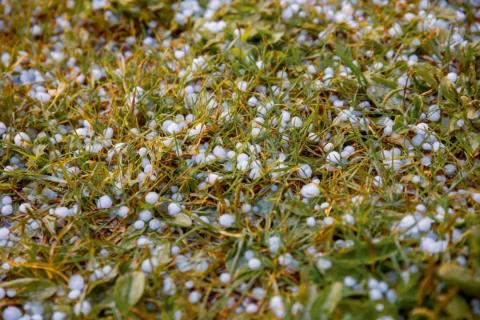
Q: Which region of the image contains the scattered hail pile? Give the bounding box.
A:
[1,0,480,319]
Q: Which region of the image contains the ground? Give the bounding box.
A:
[1,0,480,319]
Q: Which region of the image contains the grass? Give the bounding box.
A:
[0,0,480,319]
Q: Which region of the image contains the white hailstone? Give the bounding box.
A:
[199,216,210,224]
[369,288,383,300]
[248,258,262,270]
[444,164,457,176]
[414,123,429,135]
[241,203,252,213]
[237,81,248,92]
[103,127,114,139]
[306,217,316,226]
[97,195,112,209]
[197,182,208,190]
[344,276,357,287]
[188,291,201,304]
[0,227,9,239]
[373,175,383,187]
[236,159,249,171]
[341,146,355,158]
[420,156,432,167]
[145,192,159,204]
[323,217,334,225]
[54,207,70,218]
[0,122,6,136]
[171,245,180,256]
[138,147,148,157]
[139,210,152,222]
[166,123,181,135]
[316,257,332,270]
[420,237,448,254]
[326,151,341,165]
[2,306,22,320]
[133,220,145,229]
[219,272,231,283]
[291,116,303,128]
[149,219,162,230]
[291,302,303,316]
[117,206,129,218]
[218,214,235,228]
[297,164,312,179]
[386,289,397,303]
[399,215,417,233]
[1,205,13,216]
[1,52,10,66]
[213,146,227,160]
[91,67,104,81]
[102,265,112,275]
[168,203,182,216]
[187,124,204,138]
[251,127,261,137]
[416,204,426,213]
[174,50,185,60]
[446,72,458,83]
[207,173,221,185]
[252,287,265,300]
[268,236,282,255]
[397,74,410,87]
[378,281,388,293]
[141,259,154,273]
[300,183,320,198]
[269,296,286,318]
[472,193,480,203]
[52,311,67,320]
[249,167,261,180]
[68,289,81,300]
[14,132,30,146]
[427,105,441,122]
[68,275,85,291]
[137,237,150,246]
[73,300,92,316]
[247,96,258,107]
[2,196,12,205]
[203,20,226,33]
[343,214,355,225]
[19,203,31,213]
[51,51,64,62]
[384,126,393,136]
[92,0,107,10]
[246,303,258,313]
[323,142,334,152]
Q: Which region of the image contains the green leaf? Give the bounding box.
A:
[439,78,459,104]
[336,238,398,265]
[335,43,367,87]
[174,213,192,227]
[445,296,474,320]
[366,81,401,109]
[155,242,172,266]
[413,63,439,88]
[114,271,146,314]
[337,299,396,320]
[283,200,315,217]
[310,282,343,319]
[0,278,56,300]
[437,263,480,298]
